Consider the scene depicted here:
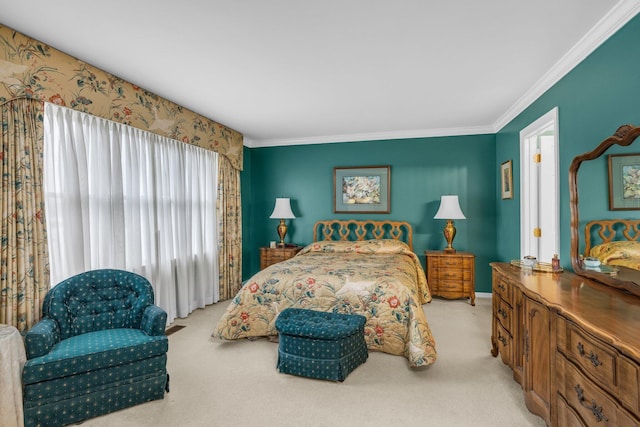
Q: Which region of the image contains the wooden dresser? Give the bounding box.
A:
[260,245,303,270]
[490,262,640,426]
[425,251,475,305]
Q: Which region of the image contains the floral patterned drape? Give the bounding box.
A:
[0,98,50,332]
[217,156,242,300]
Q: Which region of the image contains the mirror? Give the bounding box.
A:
[569,124,640,296]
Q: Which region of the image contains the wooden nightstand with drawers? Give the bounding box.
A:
[260,245,304,270]
[425,251,475,305]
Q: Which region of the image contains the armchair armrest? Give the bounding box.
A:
[141,304,167,336]
[24,318,60,359]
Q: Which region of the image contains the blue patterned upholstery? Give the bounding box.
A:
[275,308,368,382]
[22,269,168,427]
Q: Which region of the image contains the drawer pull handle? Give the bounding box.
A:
[497,333,507,346]
[498,283,506,291]
[574,384,609,422]
[577,342,603,368]
[497,307,508,320]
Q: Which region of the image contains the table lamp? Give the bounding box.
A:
[270,198,296,246]
[433,195,466,253]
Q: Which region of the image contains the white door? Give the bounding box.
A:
[520,108,559,263]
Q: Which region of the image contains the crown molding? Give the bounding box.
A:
[243,125,494,148]
[492,0,640,133]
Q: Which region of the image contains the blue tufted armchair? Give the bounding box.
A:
[22,269,169,427]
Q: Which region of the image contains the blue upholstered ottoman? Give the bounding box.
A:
[275,308,368,381]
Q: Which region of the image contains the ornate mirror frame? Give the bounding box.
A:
[569,124,640,296]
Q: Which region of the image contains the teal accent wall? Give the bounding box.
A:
[496,13,640,267]
[244,135,497,293]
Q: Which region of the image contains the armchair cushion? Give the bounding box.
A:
[23,328,168,384]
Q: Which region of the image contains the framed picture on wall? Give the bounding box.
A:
[608,153,640,210]
[501,160,513,200]
[334,165,390,213]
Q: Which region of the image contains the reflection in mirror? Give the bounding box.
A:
[570,124,640,297]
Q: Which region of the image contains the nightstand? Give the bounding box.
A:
[260,245,304,270]
[425,250,475,305]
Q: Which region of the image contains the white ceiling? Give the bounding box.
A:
[1,1,639,147]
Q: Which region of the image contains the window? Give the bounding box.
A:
[43,103,219,324]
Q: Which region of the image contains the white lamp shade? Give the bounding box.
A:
[269,198,296,219]
[433,195,466,220]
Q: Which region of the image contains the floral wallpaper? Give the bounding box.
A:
[0,24,243,170]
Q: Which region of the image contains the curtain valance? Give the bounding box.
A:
[0,24,243,170]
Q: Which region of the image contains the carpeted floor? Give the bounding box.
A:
[83,296,546,427]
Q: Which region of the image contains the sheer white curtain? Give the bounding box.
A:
[43,103,219,324]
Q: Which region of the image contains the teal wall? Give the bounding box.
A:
[496,13,640,266]
[243,135,497,293]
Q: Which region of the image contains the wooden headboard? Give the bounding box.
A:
[584,219,640,256]
[313,220,413,250]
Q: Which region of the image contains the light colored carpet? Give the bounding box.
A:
[83,296,546,427]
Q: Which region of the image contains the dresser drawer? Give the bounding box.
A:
[433,268,472,281]
[557,393,587,427]
[493,294,513,333]
[430,256,472,270]
[558,318,616,391]
[266,252,289,262]
[436,279,465,290]
[492,276,512,307]
[568,328,616,388]
[495,321,512,368]
[261,252,289,269]
[556,356,638,427]
[260,246,303,269]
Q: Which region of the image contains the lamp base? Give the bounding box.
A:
[443,219,458,253]
[277,219,288,246]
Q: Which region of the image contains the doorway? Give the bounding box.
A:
[520,107,559,263]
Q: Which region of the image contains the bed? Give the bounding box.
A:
[212,220,437,368]
[584,219,640,270]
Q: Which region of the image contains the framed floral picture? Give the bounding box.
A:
[334,166,390,213]
[501,160,513,200]
[608,153,640,210]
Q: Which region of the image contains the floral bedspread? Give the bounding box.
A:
[213,239,437,367]
[590,240,640,270]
